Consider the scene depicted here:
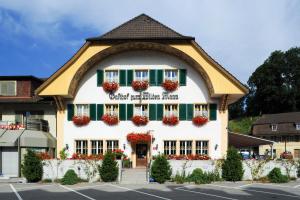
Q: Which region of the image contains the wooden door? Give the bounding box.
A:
[136,144,147,167]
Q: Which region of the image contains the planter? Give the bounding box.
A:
[132,115,149,126]
[101,114,119,125]
[162,80,178,92]
[166,154,210,160]
[162,115,179,126]
[127,133,151,143]
[71,153,104,160]
[132,80,149,91]
[102,81,119,93]
[72,116,90,126]
[192,116,208,126]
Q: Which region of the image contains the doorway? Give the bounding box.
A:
[136,144,148,167]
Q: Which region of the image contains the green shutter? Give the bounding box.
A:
[127,104,133,120]
[209,104,217,121]
[119,104,126,121]
[119,70,126,86]
[157,70,163,86]
[156,104,163,120]
[179,69,187,86]
[89,104,96,121]
[97,70,104,86]
[149,70,156,86]
[187,104,194,120]
[67,104,74,121]
[127,70,133,86]
[97,104,104,121]
[149,104,157,120]
[179,104,187,120]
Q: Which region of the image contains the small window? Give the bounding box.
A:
[105,70,119,83]
[0,81,16,96]
[164,104,178,117]
[105,104,118,116]
[196,141,208,155]
[106,140,119,152]
[194,104,208,117]
[75,140,88,155]
[271,124,278,131]
[180,141,192,155]
[75,104,89,117]
[164,70,178,82]
[134,104,148,117]
[91,140,103,155]
[164,141,176,155]
[135,70,149,81]
[296,123,300,131]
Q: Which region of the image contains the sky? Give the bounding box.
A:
[0,0,299,84]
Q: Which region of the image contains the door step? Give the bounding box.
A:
[121,168,148,184]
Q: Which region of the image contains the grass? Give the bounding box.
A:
[228,116,259,134]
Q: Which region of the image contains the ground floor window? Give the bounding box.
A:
[180,141,192,155]
[75,140,88,154]
[91,140,103,155]
[106,140,119,152]
[195,141,208,155]
[164,141,176,155]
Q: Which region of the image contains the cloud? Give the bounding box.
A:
[0,0,299,82]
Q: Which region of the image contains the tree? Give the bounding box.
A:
[222,147,244,181]
[22,149,43,182]
[229,96,246,120]
[151,154,172,183]
[98,152,118,182]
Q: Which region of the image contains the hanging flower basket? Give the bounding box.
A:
[162,115,179,126]
[162,80,178,92]
[127,133,151,143]
[102,81,119,93]
[132,80,149,91]
[72,116,90,126]
[101,114,119,125]
[131,115,149,126]
[192,116,208,126]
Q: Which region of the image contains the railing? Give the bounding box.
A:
[0,119,49,132]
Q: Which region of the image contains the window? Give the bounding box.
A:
[271,124,278,131]
[105,70,118,83]
[194,104,208,117]
[134,104,148,116]
[164,104,178,117]
[135,70,148,81]
[296,123,300,131]
[75,140,88,155]
[91,140,103,155]
[164,70,178,81]
[106,140,119,152]
[105,104,118,116]
[75,104,89,117]
[0,81,16,96]
[164,141,176,155]
[15,111,44,124]
[180,141,192,155]
[196,141,208,155]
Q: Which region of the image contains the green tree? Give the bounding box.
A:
[22,149,43,182]
[98,152,118,182]
[229,96,246,120]
[222,147,244,181]
[151,154,172,183]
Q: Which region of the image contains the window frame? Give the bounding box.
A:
[271,124,278,131]
[0,80,17,96]
[133,104,149,117]
[164,69,178,82]
[195,140,209,155]
[91,140,103,155]
[193,104,209,118]
[104,69,119,83]
[179,140,193,155]
[134,69,149,82]
[106,140,119,152]
[104,104,119,116]
[75,140,88,155]
[163,140,177,155]
[163,104,179,118]
[296,123,300,131]
[75,104,90,117]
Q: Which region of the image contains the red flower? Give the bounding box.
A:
[70,153,104,160]
[72,116,90,126]
[166,154,210,160]
[131,115,149,126]
[37,152,53,160]
[127,133,151,143]
[101,114,119,125]
[192,116,208,126]
[102,81,119,93]
[132,80,149,91]
[162,80,178,92]
[162,115,179,126]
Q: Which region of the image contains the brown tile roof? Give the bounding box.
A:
[253,112,300,124]
[86,14,194,41]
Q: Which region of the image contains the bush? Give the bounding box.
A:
[22,149,43,182]
[268,168,289,183]
[186,168,220,184]
[222,147,244,181]
[61,169,80,185]
[151,154,172,183]
[173,172,186,184]
[98,152,119,182]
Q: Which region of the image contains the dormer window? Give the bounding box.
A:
[296,123,300,131]
[271,124,278,131]
[0,81,16,96]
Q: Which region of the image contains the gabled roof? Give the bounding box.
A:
[253,112,300,125]
[87,14,194,41]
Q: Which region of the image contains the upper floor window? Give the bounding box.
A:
[105,104,118,116]
[271,124,278,131]
[105,70,118,83]
[0,81,16,96]
[164,70,178,82]
[134,104,148,117]
[296,123,300,131]
[164,140,176,155]
[75,104,89,117]
[194,104,208,117]
[135,70,149,81]
[164,104,178,117]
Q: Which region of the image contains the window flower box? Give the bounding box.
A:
[102,81,119,93]
[162,115,179,126]
[131,80,149,91]
[72,116,90,126]
[162,80,178,92]
[71,153,104,160]
[101,114,119,125]
[192,116,208,126]
[166,154,210,160]
[131,115,149,126]
[127,133,151,143]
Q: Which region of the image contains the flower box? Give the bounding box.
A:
[132,115,149,126]
[72,116,90,126]
[102,81,119,93]
[192,116,208,126]
[166,154,210,160]
[132,80,149,91]
[162,80,178,92]
[71,153,104,160]
[127,133,151,143]
[162,115,179,126]
[101,114,119,125]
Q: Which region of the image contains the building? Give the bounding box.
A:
[252,112,300,158]
[0,76,56,177]
[36,14,247,167]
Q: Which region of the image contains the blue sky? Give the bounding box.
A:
[0,0,299,83]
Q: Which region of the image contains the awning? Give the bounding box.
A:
[0,130,24,146]
[228,132,275,148]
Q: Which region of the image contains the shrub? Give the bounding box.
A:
[61,169,80,185]
[22,149,43,182]
[222,147,244,181]
[268,168,289,183]
[173,172,186,184]
[151,154,172,183]
[98,152,119,182]
[186,168,219,184]
[42,179,52,183]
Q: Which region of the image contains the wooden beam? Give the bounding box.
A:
[219,94,228,112]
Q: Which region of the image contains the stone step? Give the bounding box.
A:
[121,168,148,184]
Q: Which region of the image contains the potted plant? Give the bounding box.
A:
[101,114,119,125]
[132,80,149,91]
[162,80,178,92]
[102,81,119,93]
[162,115,179,126]
[192,116,208,126]
[131,115,149,126]
[72,116,90,126]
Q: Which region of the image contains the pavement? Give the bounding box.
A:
[1,181,300,200]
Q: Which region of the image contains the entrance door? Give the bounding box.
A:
[136,144,148,167]
[1,147,19,177]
